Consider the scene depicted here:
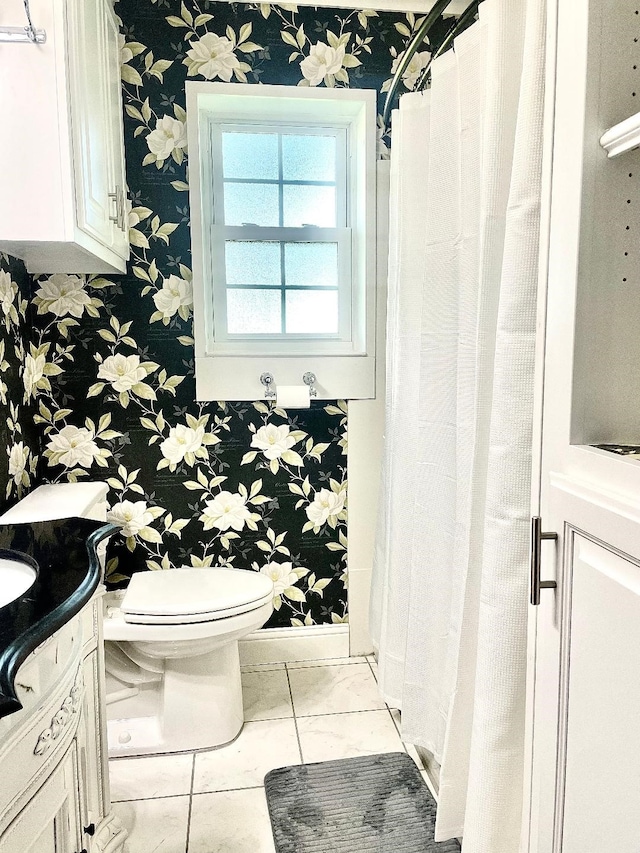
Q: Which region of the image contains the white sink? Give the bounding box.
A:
[0,555,37,608]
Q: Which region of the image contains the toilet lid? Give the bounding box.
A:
[120,568,274,624]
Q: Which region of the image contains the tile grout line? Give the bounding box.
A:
[191,783,267,796]
[184,751,196,853]
[365,656,378,683]
[112,793,193,804]
[250,706,398,722]
[389,706,402,737]
[284,663,305,765]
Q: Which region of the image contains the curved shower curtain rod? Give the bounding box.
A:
[382,0,480,126]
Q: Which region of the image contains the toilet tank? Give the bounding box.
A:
[0,482,109,523]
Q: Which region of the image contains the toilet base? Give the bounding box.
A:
[106,640,244,757]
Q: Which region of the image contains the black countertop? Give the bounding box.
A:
[0,519,118,718]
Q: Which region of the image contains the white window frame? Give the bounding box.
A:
[186,82,377,401]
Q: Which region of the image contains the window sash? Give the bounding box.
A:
[210,122,348,231]
[210,225,352,345]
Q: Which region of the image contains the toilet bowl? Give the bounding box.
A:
[0,483,275,757]
[103,567,274,755]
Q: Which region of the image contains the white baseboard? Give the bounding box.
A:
[239,624,350,666]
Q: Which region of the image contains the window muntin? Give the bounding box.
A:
[209,122,350,344]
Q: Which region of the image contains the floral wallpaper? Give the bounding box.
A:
[0,254,40,509]
[0,1,451,628]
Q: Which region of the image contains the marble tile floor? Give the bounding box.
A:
[110,655,435,853]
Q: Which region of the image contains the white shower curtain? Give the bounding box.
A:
[370,0,546,850]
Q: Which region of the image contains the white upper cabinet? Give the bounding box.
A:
[0,0,129,274]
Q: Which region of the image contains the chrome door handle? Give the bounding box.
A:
[108,190,119,224]
[118,185,127,232]
[530,516,557,605]
[108,187,126,231]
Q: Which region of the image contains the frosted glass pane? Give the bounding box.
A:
[282,135,336,182]
[226,242,281,286]
[222,132,278,180]
[284,243,338,287]
[224,183,279,226]
[283,185,336,227]
[227,289,282,334]
[285,290,338,334]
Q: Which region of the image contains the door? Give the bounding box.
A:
[77,649,107,841]
[103,0,129,261]
[528,478,640,853]
[526,0,640,848]
[0,744,82,853]
[67,0,126,254]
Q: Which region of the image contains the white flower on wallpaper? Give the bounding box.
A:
[0,340,9,405]
[98,354,149,394]
[160,423,206,468]
[38,412,120,481]
[300,42,347,86]
[0,270,19,330]
[184,33,248,82]
[251,423,299,462]
[305,486,346,529]
[34,274,92,319]
[44,425,101,469]
[8,442,30,489]
[152,273,192,322]
[200,490,255,532]
[108,500,154,537]
[104,468,179,558]
[390,49,430,90]
[22,343,63,403]
[23,351,46,401]
[146,115,188,167]
[260,560,299,597]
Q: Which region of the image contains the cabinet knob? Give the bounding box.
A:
[84,823,96,835]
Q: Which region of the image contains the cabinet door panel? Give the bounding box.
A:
[530,480,640,853]
[78,649,108,833]
[0,745,81,853]
[103,0,129,261]
[67,0,115,250]
[561,534,640,851]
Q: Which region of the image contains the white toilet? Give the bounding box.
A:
[0,482,275,757]
[103,567,273,755]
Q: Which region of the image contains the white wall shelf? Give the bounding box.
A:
[600,111,640,158]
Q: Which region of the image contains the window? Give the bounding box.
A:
[213,125,350,345]
[186,83,377,401]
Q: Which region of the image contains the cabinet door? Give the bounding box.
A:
[0,745,82,853]
[77,650,107,840]
[529,482,640,853]
[103,0,129,262]
[67,0,125,254]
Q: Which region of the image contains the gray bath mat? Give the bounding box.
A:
[264,752,461,853]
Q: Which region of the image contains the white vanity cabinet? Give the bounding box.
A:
[0,0,129,274]
[0,745,83,853]
[0,592,126,853]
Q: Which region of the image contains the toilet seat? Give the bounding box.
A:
[121,567,274,625]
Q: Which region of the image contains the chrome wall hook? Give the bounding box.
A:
[302,372,318,398]
[260,372,276,400]
[0,1,46,44]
